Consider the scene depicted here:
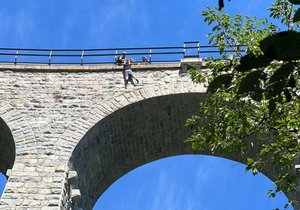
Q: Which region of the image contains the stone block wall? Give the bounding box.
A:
[0,63,203,209]
[0,63,298,209]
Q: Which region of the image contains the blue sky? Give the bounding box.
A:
[0,0,278,48]
[94,155,289,210]
[0,0,292,209]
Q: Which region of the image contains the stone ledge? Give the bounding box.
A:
[0,63,181,72]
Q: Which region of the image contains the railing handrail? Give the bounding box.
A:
[0,42,246,65]
[0,44,246,52]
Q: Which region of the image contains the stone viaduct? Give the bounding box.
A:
[0,61,298,209]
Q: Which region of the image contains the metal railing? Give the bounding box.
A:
[0,41,246,66]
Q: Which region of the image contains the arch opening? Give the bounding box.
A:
[0,117,15,199]
[0,173,7,199]
[94,155,290,210]
[0,117,15,176]
[69,93,288,209]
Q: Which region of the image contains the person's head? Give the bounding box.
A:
[122,51,127,57]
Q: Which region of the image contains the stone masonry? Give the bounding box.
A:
[0,62,298,209]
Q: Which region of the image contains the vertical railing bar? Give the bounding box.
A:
[14,50,19,65]
[115,50,118,64]
[183,42,186,58]
[48,50,52,65]
[197,42,200,57]
[149,49,152,64]
[81,49,84,65]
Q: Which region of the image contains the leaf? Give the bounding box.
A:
[250,88,263,101]
[293,8,300,22]
[267,190,276,198]
[236,53,272,72]
[266,80,287,99]
[237,70,265,101]
[288,0,300,4]
[259,31,300,61]
[268,63,295,85]
[288,76,296,88]
[245,158,254,172]
[237,70,264,95]
[207,74,233,93]
[284,89,292,102]
[268,99,277,115]
[284,203,290,209]
[252,168,259,175]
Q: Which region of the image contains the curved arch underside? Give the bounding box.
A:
[69,93,281,209]
[0,118,15,175]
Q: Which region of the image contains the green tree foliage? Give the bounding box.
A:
[187,1,300,208]
[269,0,300,29]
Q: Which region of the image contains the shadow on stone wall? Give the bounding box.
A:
[0,118,15,176]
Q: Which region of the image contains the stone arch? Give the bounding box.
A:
[54,82,203,159]
[68,92,206,209]
[0,103,37,164]
[63,87,294,209]
[52,82,203,208]
[58,82,296,209]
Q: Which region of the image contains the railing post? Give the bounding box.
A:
[81,49,84,65]
[14,50,19,65]
[183,41,200,58]
[149,49,152,64]
[48,50,52,65]
[115,50,118,64]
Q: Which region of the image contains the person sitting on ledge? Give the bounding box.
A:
[129,58,137,64]
[116,52,127,65]
[142,56,149,64]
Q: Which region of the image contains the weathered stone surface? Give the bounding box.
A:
[68,171,77,185]
[0,63,298,210]
[71,189,81,203]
